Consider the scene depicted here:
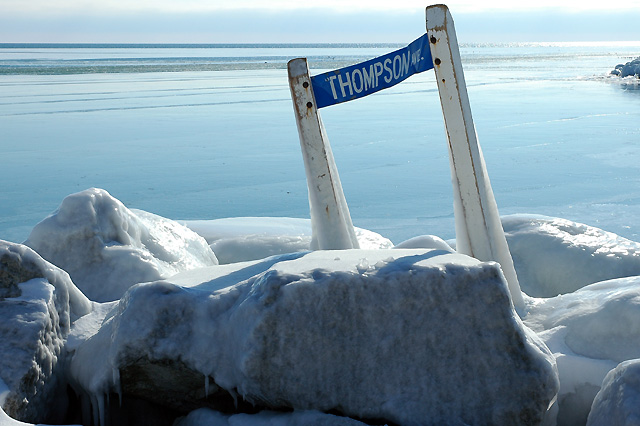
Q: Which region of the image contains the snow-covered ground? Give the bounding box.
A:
[3,188,640,425]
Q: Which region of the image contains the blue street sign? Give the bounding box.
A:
[311,33,433,108]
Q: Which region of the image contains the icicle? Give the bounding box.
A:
[80,393,91,426]
[229,388,238,409]
[204,375,210,397]
[112,368,122,406]
[91,394,99,426]
[97,393,106,426]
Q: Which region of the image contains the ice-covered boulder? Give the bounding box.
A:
[587,359,640,426]
[71,249,558,426]
[524,276,640,425]
[183,217,393,264]
[503,215,640,298]
[25,188,219,302]
[0,240,91,423]
[611,57,640,78]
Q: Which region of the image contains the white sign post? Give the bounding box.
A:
[426,4,524,312]
[287,5,525,312]
[288,35,431,251]
[288,58,360,250]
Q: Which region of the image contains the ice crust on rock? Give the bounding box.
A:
[70,248,558,426]
[0,281,68,423]
[182,217,393,264]
[175,408,371,426]
[1,377,56,426]
[503,215,640,298]
[25,188,219,302]
[0,240,90,423]
[611,57,640,78]
[587,359,640,426]
[0,240,91,319]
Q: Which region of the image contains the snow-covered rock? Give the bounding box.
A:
[183,217,393,264]
[503,215,640,298]
[394,234,455,251]
[71,249,558,426]
[175,408,370,426]
[611,57,640,78]
[587,359,640,426]
[524,276,640,425]
[25,188,219,302]
[0,240,90,423]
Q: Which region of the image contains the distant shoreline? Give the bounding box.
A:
[2,41,640,49]
[0,43,405,49]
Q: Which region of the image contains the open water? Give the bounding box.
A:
[1,42,639,244]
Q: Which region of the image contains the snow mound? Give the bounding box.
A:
[524,276,640,425]
[25,188,219,302]
[183,217,393,264]
[503,215,640,298]
[71,249,558,426]
[209,234,310,265]
[394,234,455,251]
[0,240,90,423]
[587,359,640,426]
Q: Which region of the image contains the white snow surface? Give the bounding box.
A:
[70,248,558,426]
[587,359,640,426]
[65,301,119,353]
[503,215,640,298]
[25,188,219,302]
[182,217,393,264]
[393,234,455,251]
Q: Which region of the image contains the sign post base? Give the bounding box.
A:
[426,4,524,312]
[288,58,360,251]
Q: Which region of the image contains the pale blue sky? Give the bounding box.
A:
[2,0,640,43]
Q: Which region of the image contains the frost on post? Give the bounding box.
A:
[426,4,524,312]
[287,58,359,251]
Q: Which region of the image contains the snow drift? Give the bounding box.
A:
[25,188,219,302]
[182,217,393,264]
[503,215,640,298]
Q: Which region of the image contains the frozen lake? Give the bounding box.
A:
[1,42,639,244]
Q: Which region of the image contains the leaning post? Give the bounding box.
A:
[287,58,360,250]
[425,4,525,312]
